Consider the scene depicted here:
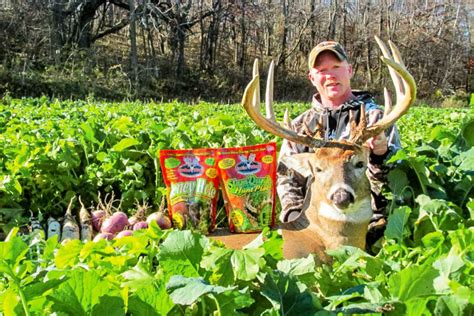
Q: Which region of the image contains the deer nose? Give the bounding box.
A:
[331,188,355,209]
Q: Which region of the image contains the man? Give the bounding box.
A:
[277,41,400,230]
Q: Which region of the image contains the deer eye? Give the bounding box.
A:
[355,161,365,169]
[314,166,323,173]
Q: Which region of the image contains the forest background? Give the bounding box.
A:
[0,0,472,105]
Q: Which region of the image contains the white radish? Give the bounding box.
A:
[47,217,61,240]
[79,197,93,242]
[61,196,80,243]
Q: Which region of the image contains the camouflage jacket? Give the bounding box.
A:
[277,91,401,223]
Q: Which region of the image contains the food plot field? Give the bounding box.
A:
[0,97,473,315]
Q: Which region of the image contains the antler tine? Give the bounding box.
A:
[265,60,275,120]
[242,59,325,148]
[388,40,405,67]
[374,36,404,98]
[356,37,416,143]
[388,40,412,101]
[252,59,260,112]
[383,87,392,116]
[283,109,291,128]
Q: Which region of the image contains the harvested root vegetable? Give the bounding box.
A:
[116,230,133,238]
[61,196,80,243]
[128,200,150,227]
[133,221,148,230]
[47,217,61,240]
[79,197,93,242]
[29,211,45,238]
[147,212,172,230]
[92,210,106,232]
[101,212,129,234]
[93,232,114,242]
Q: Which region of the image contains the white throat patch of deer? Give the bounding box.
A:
[241,36,416,261]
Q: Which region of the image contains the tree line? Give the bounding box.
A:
[0,0,471,103]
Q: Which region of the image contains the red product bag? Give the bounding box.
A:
[159,148,219,233]
[217,143,277,233]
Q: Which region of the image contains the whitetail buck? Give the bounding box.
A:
[237,36,416,261]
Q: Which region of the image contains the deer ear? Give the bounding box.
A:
[280,153,314,178]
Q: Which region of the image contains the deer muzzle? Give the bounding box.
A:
[330,188,355,209]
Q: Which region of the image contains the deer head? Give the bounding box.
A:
[241,37,416,261]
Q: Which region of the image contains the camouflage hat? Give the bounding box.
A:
[308,41,348,69]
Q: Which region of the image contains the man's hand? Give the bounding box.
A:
[367,132,388,156]
[366,111,388,156]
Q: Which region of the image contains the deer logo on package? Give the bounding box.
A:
[178,156,204,177]
[235,153,261,175]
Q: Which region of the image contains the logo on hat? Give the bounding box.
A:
[308,41,348,69]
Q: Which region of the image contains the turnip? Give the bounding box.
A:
[133,221,148,231]
[128,200,150,227]
[61,196,80,243]
[79,196,93,242]
[147,212,172,230]
[116,230,133,238]
[101,211,129,234]
[92,210,106,232]
[93,232,114,242]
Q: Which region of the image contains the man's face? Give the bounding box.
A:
[308,51,353,105]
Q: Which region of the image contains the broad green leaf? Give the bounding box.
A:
[387,169,409,197]
[403,297,433,315]
[80,122,99,144]
[230,247,264,281]
[201,247,235,286]
[0,233,28,268]
[457,148,474,171]
[55,239,83,268]
[214,288,254,315]
[111,116,133,133]
[385,206,411,242]
[128,284,173,316]
[433,249,465,293]
[48,269,125,315]
[23,278,68,301]
[434,295,471,316]
[43,234,59,262]
[261,228,284,262]
[121,262,156,289]
[91,295,126,316]
[409,158,446,196]
[2,287,22,316]
[449,228,474,256]
[388,262,438,301]
[421,231,445,249]
[79,239,115,261]
[113,138,139,151]
[260,270,319,315]
[460,118,474,147]
[333,302,384,314]
[158,230,209,278]
[363,283,384,304]
[166,275,234,305]
[277,255,316,276]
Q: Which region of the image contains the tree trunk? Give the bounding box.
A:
[278,0,288,69]
[327,0,337,39]
[49,0,65,64]
[129,0,138,86]
[238,0,246,71]
[265,0,273,56]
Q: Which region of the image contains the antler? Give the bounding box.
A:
[355,36,417,143]
[242,59,326,148]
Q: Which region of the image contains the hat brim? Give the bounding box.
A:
[308,48,346,69]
